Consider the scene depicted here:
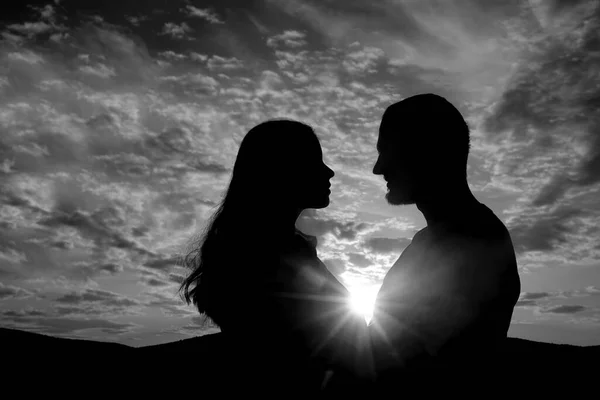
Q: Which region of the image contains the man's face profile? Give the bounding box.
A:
[373,123,421,206]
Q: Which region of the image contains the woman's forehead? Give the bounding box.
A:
[286,132,321,151]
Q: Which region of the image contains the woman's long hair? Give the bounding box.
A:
[178,120,317,327]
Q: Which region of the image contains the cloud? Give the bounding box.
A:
[168,273,185,284]
[144,277,170,287]
[207,56,244,70]
[0,282,34,300]
[7,22,53,36]
[362,237,411,254]
[515,288,600,309]
[190,52,208,62]
[515,299,537,307]
[508,207,584,253]
[584,286,600,294]
[55,288,141,308]
[69,26,159,84]
[297,212,373,242]
[322,258,346,276]
[126,15,149,27]
[161,22,193,39]
[267,30,307,48]
[274,50,309,70]
[37,4,57,20]
[79,64,117,79]
[483,1,600,204]
[1,312,138,335]
[98,263,122,274]
[159,73,220,93]
[540,305,586,314]
[521,292,550,300]
[3,3,68,42]
[266,0,516,95]
[49,288,145,320]
[191,160,229,174]
[0,245,28,265]
[265,0,362,42]
[142,291,196,318]
[2,287,142,336]
[6,51,45,64]
[158,51,188,61]
[183,6,224,24]
[176,314,220,336]
[30,203,155,278]
[50,32,69,42]
[1,31,25,44]
[348,252,371,268]
[143,257,180,272]
[2,309,47,318]
[343,46,385,74]
[515,292,550,307]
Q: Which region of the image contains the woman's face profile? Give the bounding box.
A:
[282,132,334,210]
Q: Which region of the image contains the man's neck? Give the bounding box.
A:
[416,183,480,226]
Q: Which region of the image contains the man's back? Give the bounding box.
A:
[369,203,521,371]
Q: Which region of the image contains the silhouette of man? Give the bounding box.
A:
[368,94,521,385]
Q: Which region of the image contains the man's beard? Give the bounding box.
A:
[385,187,415,205]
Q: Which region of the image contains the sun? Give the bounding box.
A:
[348,285,378,323]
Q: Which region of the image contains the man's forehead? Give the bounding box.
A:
[377,123,398,149]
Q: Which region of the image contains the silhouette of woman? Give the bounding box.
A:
[179,120,367,394]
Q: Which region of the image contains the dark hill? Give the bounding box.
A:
[2,327,597,397]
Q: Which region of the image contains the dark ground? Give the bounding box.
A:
[2,327,597,397]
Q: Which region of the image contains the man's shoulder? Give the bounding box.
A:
[443,204,511,245]
[431,205,516,270]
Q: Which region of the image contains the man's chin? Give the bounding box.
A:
[385,190,413,206]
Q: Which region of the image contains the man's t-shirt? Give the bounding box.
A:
[369,204,521,371]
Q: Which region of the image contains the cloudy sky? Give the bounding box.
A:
[1,0,599,347]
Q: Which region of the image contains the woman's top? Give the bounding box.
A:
[212,230,368,393]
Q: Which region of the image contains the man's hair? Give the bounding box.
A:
[381,93,470,174]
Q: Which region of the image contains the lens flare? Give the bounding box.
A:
[348,285,378,323]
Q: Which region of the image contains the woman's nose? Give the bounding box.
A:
[320,163,334,178]
[373,157,382,175]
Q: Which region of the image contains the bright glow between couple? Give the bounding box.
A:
[347,284,378,323]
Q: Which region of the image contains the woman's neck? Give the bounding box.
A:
[265,207,303,237]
